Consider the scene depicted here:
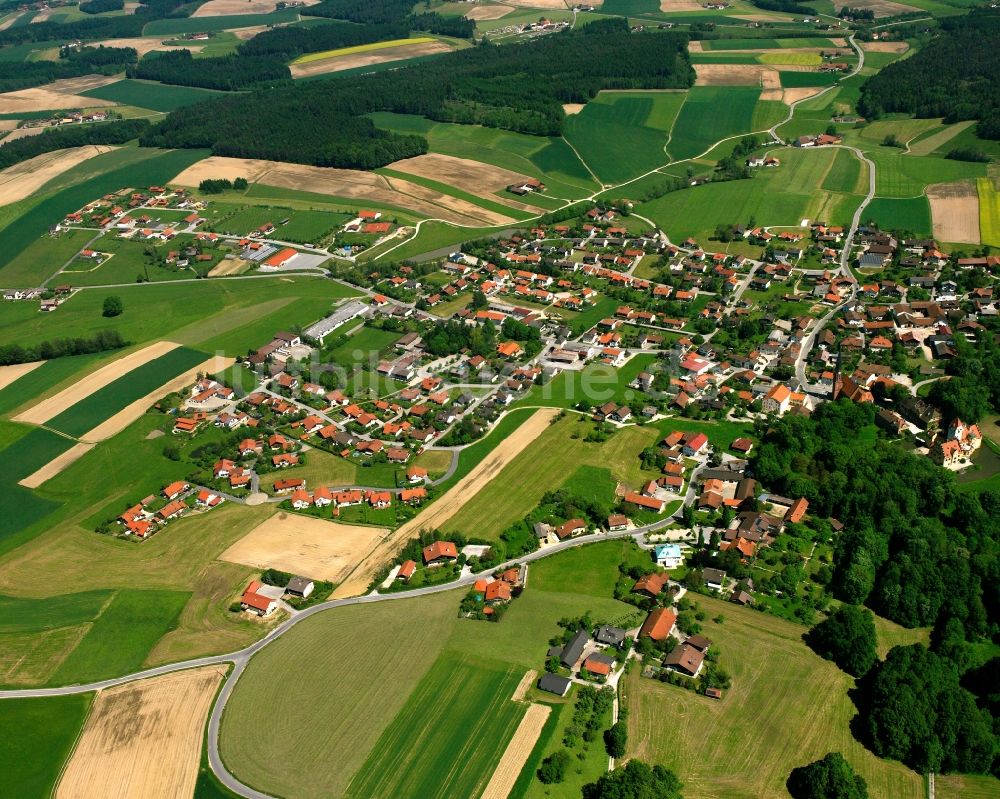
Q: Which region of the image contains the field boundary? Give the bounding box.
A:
[480,703,552,799]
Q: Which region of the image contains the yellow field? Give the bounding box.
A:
[978,177,1000,246]
[292,37,434,65]
[758,52,822,66]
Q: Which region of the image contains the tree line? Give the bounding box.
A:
[0,119,150,172]
[0,45,136,94]
[140,20,693,168]
[0,329,128,366]
[857,9,1000,140]
[80,0,125,13]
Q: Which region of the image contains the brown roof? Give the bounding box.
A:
[633,573,669,596]
[664,643,704,675]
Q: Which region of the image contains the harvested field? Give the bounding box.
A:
[18,443,94,489]
[0,78,118,115]
[94,37,202,57]
[79,354,233,442]
[694,63,784,88]
[193,0,317,15]
[860,40,909,53]
[0,361,41,391]
[0,126,45,144]
[688,40,703,52]
[13,341,180,425]
[511,668,536,701]
[0,119,18,131]
[232,25,269,40]
[782,87,824,105]
[480,703,551,799]
[387,152,544,213]
[289,40,450,78]
[660,0,704,9]
[843,0,918,16]
[563,103,585,115]
[220,512,387,583]
[464,3,514,19]
[332,408,559,598]
[173,156,515,225]
[504,0,569,7]
[927,181,980,244]
[55,666,226,799]
[0,145,117,206]
[207,257,250,276]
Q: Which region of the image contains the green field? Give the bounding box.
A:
[345,652,527,799]
[0,590,112,634]
[863,196,932,235]
[49,589,190,685]
[1,227,97,288]
[669,87,762,160]
[868,149,987,198]
[61,236,209,287]
[623,593,927,799]
[0,694,93,797]
[46,346,207,438]
[564,92,685,183]
[142,8,300,35]
[821,148,863,193]
[80,79,224,112]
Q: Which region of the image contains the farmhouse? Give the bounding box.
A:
[240,580,278,617]
[663,642,705,677]
[422,540,458,566]
[560,629,590,668]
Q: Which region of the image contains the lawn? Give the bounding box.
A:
[564,92,684,184]
[345,652,527,799]
[45,345,207,438]
[325,326,401,367]
[531,538,652,599]
[49,588,190,685]
[516,351,659,409]
[0,694,94,798]
[669,87,762,160]
[978,177,1000,247]
[440,413,662,540]
[863,196,932,236]
[623,594,926,799]
[80,79,224,112]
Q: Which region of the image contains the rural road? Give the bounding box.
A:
[0,521,676,798]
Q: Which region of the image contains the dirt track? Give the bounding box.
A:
[927,182,980,244]
[289,41,450,78]
[332,408,559,598]
[13,341,180,425]
[221,512,387,583]
[0,146,116,205]
[0,361,41,391]
[173,156,517,226]
[56,666,227,799]
[480,704,551,799]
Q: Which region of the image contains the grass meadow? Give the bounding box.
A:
[142,8,300,35]
[0,589,111,634]
[345,652,527,799]
[623,593,927,799]
[80,79,224,112]
[0,694,93,797]
[49,588,190,685]
[564,92,685,184]
[863,196,932,236]
[669,87,762,160]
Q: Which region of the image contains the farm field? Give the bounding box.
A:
[289,36,453,78]
[564,91,685,184]
[439,413,662,540]
[344,652,527,799]
[80,79,224,112]
[623,593,926,799]
[0,694,93,798]
[978,177,1000,246]
[141,8,300,35]
[668,87,764,160]
[867,149,987,198]
[56,666,227,799]
[864,196,932,237]
[0,145,117,207]
[220,513,387,584]
[49,588,190,685]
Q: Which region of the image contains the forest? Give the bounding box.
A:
[129,50,290,90]
[857,9,1000,139]
[80,0,125,12]
[237,20,412,58]
[141,21,693,168]
[0,45,136,94]
[0,119,150,171]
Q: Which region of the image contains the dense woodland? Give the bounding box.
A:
[237,20,412,59]
[142,21,693,167]
[0,119,150,171]
[857,10,1000,139]
[0,45,136,94]
[129,49,290,90]
[80,0,126,13]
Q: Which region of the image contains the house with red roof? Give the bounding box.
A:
[422,540,458,566]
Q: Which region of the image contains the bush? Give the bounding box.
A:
[102,295,123,317]
[787,752,868,799]
[604,720,628,758]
